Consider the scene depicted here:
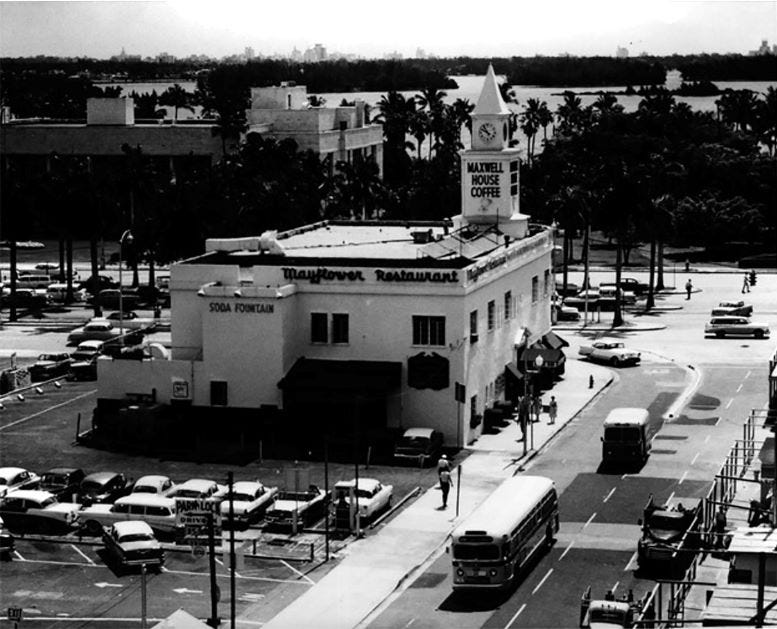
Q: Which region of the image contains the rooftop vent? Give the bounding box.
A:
[411,229,434,244]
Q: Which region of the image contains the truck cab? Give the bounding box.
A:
[637,495,702,573]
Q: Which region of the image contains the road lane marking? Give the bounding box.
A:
[603,487,616,503]
[72,544,95,565]
[624,551,638,571]
[532,568,553,595]
[559,541,574,560]
[668,491,675,504]
[679,471,688,484]
[403,619,415,628]
[281,559,315,585]
[746,370,752,379]
[621,474,627,480]
[692,452,700,465]
[162,567,310,585]
[611,580,620,594]
[726,399,733,409]
[736,384,743,393]
[505,604,526,629]
[0,389,96,432]
[584,512,596,528]
[8,618,165,623]
[705,435,711,443]
[13,550,25,560]
[714,417,721,426]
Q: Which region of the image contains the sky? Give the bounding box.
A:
[1,0,776,59]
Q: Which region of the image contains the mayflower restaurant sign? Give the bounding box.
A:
[281,267,459,284]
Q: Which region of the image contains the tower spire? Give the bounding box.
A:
[473,64,510,116]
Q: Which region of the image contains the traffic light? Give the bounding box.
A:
[749,270,757,286]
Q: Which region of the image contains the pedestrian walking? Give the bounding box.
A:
[437,454,450,482]
[685,278,693,300]
[548,396,558,425]
[742,273,750,293]
[531,394,541,423]
[518,395,530,434]
[714,505,727,549]
[439,469,452,509]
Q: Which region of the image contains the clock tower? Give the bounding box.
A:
[461,65,528,238]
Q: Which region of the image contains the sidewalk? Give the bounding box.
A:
[261,359,614,629]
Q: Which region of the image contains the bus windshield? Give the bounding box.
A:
[604,426,642,442]
[452,544,500,561]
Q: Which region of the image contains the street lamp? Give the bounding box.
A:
[118,230,134,336]
[523,353,545,454]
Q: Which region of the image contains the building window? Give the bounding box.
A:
[532,276,539,303]
[311,313,328,343]
[469,310,478,343]
[544,269,551,296]
[412,315,446,346]
[210,381,228,407]
[504,290,512,320]
[487,300,496,331]
[332,313,349,344]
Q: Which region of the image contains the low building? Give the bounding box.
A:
[93,66,557,455]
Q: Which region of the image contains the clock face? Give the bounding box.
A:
[478,122,497,143]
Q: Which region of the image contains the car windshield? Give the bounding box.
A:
[399,437,429,447]
[40,497,57,508]
[229,492,255,502]
[133,485,157,494]
[38,354,59,361]
[648,513,684,530]
[604,426,642,442]
[42,473,67,486]
[0,478,7,485]
[81,480,104,491]
[120,533,154,543]
[175,489,205,498]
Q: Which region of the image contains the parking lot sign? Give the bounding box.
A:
[7,607,23,622]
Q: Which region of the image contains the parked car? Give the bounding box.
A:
[0,490,81,534]
[102,311,157,331]
[704,316,770,339]
[579,341,642,367]
[103,520,164,570]
[555,282,580,298]
[81,494,179,536]
[711,301,754,317]
[169,479,227,502]
[553,303,581,321]
[94,289,140,311]
[393,428,444,467]
[67,320,120,345]
[604,277,650,296]
[598,285,638,307]
[80,472,130,506]
[220,481,278,528]
[38,468,85,501]
[131,475,176,497]
[0,467,41,498]
[46,283,88,303]
[333,478,393,522]
[0,515,14,558]
[0,288,49,310]
[79,274,119,294]
[563,290,600,310]
[265,485,330,530]
[29,352,74,382]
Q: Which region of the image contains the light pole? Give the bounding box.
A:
[523,354,545,452]
[118,230,133,337]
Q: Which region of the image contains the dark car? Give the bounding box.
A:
[0,516,14,559]
[93,289,140,311]
[39,468,86,502]
[0,289,49,310]
[79,274,119,294]
[103,521,164,570]
[29,353,74,382]
[393,427,444,467]
[80,472,130,506]
[70,355,99,381]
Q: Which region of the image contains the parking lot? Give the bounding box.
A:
[0,314,446,624]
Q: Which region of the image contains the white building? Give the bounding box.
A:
[94,66,558,453]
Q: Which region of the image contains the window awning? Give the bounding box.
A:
[505,362,524,383]
[518,347,565,367]
[542,331,569,350]
[278,358,402,392]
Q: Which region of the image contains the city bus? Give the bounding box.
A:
[450,475,559,590]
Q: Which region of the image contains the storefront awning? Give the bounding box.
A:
[518,347,565,367]
[542,331,569,350]
[505,362,524,383]
[278,358,402,392]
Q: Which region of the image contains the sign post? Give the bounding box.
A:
[7,607,23,629]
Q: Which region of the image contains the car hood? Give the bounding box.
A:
[80,504,113,515]
[269,499,308,512]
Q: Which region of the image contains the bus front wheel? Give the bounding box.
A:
[545,525,554,548]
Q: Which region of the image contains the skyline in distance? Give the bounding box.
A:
[1,0,776,59]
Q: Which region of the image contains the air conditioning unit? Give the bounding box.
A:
[411,230,434,244]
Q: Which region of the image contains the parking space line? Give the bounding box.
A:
[281,559,315,585]
[532,568,553,595]
[0,389,96,432]
[72,544,96,565]
[13,550,25,561]
[163,567,310,585]
[505,603,526,629]
[13,558,104,568]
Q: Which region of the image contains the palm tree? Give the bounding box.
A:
[408,107,430,158]
[451,98,475,144]
[592,92,623,118]
[555,92,584,136]
[754,87,777,156]
[537,101,553,143]
[520,99,542,165]
[375,91,414,184]
[159,84,194,123]
[416,86,447,157]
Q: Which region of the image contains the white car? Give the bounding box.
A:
[81,494,179,536]
[711,301,753,317]
[333,478,393,522]
[578,341,641,367]
[0,490,81,534]
[131,475,176,497]
[265,485,330,529]
[103,520,164,569]
[169,479,227,502]
[705,316,770,339]
[102,311,157,331]
[220,481,278,527]
[0,467,41,498]
[67,320,119,345]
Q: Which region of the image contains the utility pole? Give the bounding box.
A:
[228,471,236,629]
[207,512,220,627]
[140,563,147,629]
